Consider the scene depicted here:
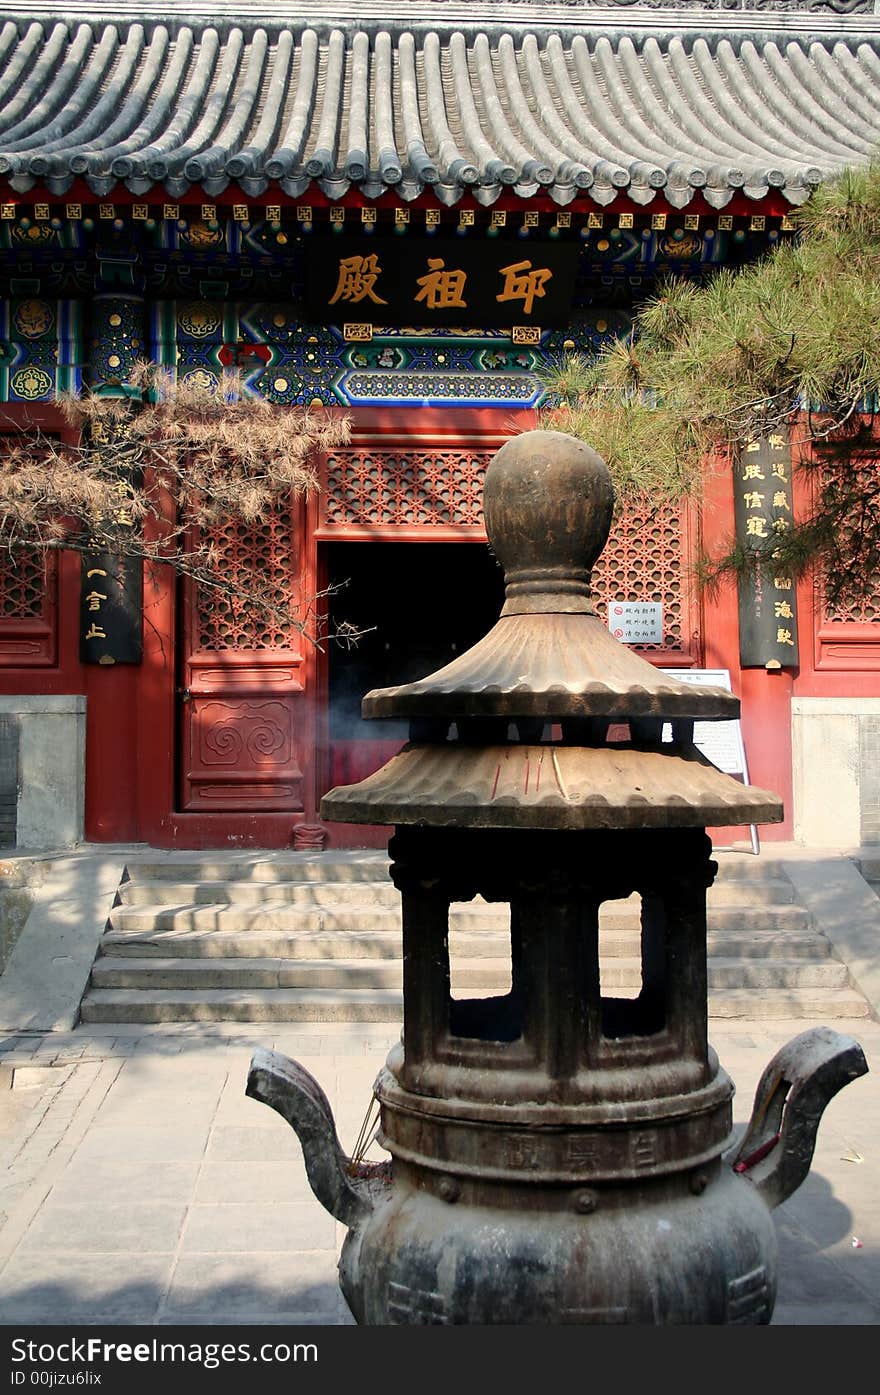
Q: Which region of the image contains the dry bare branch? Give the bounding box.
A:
[0,366,358,648]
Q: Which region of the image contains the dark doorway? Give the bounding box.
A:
[322,541,505,842]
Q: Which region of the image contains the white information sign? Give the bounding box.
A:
[659,668,758,852]
[608,601,663,645]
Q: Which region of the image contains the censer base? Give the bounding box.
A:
[339,1162,777,1326]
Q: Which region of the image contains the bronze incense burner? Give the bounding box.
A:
[248,429,866,1325]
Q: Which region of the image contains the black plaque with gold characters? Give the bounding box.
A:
[733,432,799,668]
[305,237,580,328]
[80,552,143,665]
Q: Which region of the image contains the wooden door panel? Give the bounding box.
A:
[181,666,305,812]
[178,503,310,814]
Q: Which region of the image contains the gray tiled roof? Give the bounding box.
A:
[1,5,879,208]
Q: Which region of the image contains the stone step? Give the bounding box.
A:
[88,955,850,992]
[115,877,796,909]
[108,901,811,935]
[121,854,391,884]
[120,852,792,886]
[78,982,870,1025]
[79,987,405,1023]
[97,925,832,962]
[91,956,507,991]
[117,880,401,908]
[703,988,870,1019]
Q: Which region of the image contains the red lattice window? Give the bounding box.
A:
[0,547,50,619]
[814,456,880,626]
[822,585,880,627]
[592,501,691,652]
[0,420,66,666]
[0,541,57,666]
[811,455,880,670]
[196,507,296,651]
[814,454,880,666]
[322,450,492,529]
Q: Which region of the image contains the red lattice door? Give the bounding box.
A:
[0,547,56,667]
[0,429,58,666]
[811,456,880,672]
[178,503,309,813]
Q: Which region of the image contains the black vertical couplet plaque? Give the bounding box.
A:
[733,431,799,668]
[80,551,143,664]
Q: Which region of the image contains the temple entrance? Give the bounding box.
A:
[321,540,505,845]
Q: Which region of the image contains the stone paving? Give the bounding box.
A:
[0,1017,877,1327]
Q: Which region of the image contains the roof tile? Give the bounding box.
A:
[0,18,878,205]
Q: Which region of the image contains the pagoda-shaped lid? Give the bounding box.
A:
[324,430,782,831]
[363,431,738,723]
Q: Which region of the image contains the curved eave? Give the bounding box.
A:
[1,16,879,208]
[320,741,785,829]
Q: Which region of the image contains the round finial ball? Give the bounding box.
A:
[483,430,614,581]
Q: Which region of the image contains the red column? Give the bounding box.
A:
[84,660,139,840]
[701,456,794,841]
[134,475,178,846]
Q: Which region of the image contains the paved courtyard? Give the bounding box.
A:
[0,1016,877,1326]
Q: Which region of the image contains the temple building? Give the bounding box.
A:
[0,0,879,853]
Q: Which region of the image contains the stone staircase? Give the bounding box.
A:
[78,851,870,1025]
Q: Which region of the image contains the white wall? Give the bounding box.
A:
[791,697,880,847]
[0,695,86,848]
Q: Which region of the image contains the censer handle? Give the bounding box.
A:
[727,1026,868,1210]
[247,1048,386,1226]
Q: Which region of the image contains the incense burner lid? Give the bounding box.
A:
[362,431,738,724]
[320,739,782,829]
